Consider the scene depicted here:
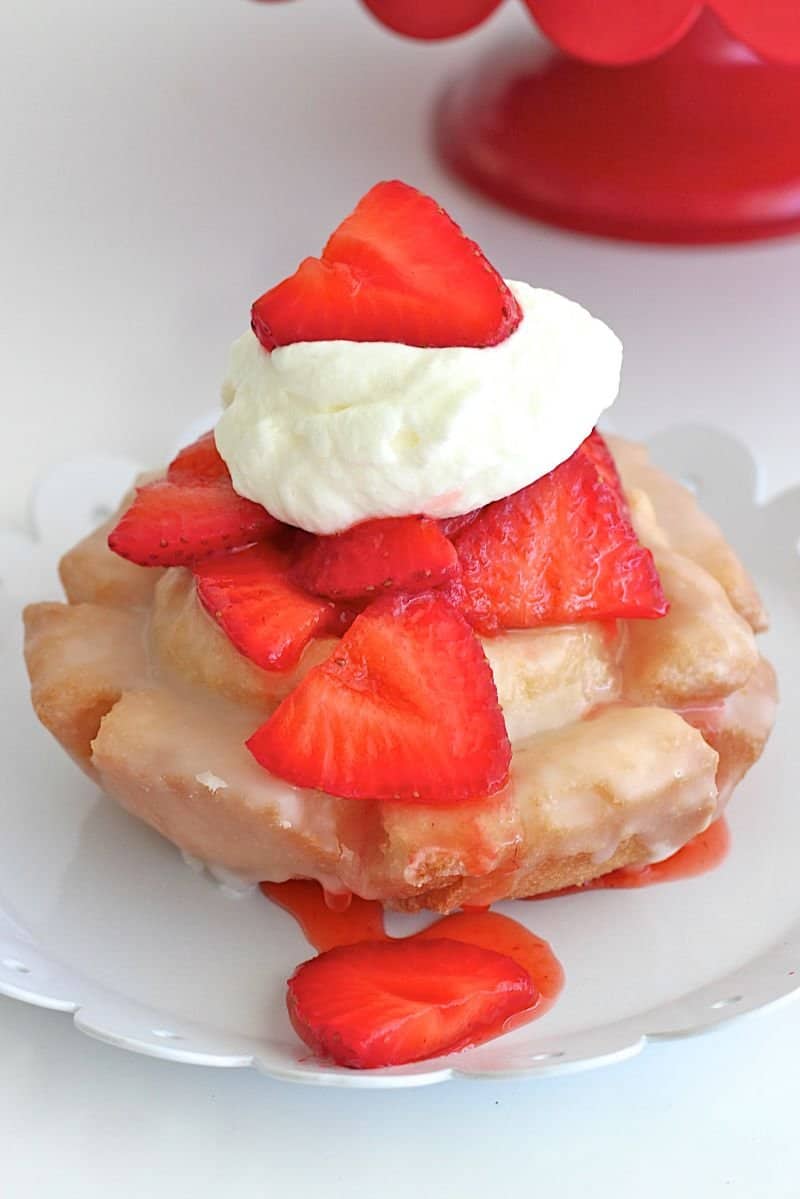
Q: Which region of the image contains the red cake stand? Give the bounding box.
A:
[265,1,800,244]
[432,4,800,243]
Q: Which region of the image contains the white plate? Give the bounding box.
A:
[1,426,798,1089]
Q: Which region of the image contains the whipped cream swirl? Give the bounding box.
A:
[215,281,622,535]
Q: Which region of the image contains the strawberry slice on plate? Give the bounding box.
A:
[448,438,668,634]
[287,937,535,1069]
[108,478,277,568]
[247,591,511,803]
[194,543,340,672]
[292,515,460,600]
[251,180,522,350]
[167,430,229,486]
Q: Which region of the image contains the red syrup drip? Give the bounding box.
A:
[261,880,564,1057]
[262,819,728,1065]
[322,888,354,914]
[262,881,386,951]
[529,817,731,899]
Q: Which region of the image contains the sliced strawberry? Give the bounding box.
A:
[292,516,460,600]
[438,510,481,540]
[108,479,276,567]
[167,430,229,486]
[327,601,368,636]
[194,543,340,672]
[448,440,669,634]
[581,429,626,503]
[251,180,522,350]
[286,937,535,1069]
[247,592,511,803]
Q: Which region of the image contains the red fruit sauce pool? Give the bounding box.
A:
[261,817,729,1065]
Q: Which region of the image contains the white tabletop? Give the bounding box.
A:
[3,0,800,1194]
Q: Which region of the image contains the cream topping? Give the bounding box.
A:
[215,281,622,534]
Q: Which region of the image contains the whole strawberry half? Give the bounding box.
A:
[194,543,342,672]
[287,937,535,1069]
[246,591,511,803]
[447,435,668,634]
[251,180,522,350]
[292,515,460,600]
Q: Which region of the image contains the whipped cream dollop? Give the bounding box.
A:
[215,281,622,535]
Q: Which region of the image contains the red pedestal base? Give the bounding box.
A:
[435,12,800,244]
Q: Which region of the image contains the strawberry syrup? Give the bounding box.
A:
[261,881,564,1052]
[529,817,730,898]
[261,881,386,951]
[261,818,728,1064]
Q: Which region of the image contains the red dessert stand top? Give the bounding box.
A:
[259,2,800,243]
[361,1,800,64]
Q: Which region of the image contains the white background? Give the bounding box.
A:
[3,0,800,1194]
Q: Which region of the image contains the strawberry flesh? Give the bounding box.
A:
[167,430,229,486]
[447,436,668,634]
[292,515,460,600]
[251,180,522,350]
[107,479,277,568]
[286,937,535,1069]
[247,591,511,803]
[581,428,626,503]
[438,510,481,540]
[194,543,340,672]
